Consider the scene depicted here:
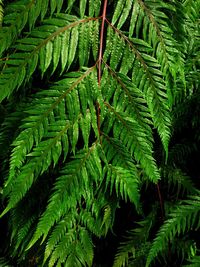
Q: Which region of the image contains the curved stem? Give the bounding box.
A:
[98,0,108,85]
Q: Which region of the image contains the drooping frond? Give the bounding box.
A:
[0,257,11,267]
[27,144,102,265]
[170,238,197,266]
[110,0,185,103]
[146,195,200,267]
[0,0,197,266]
[47,226,93,267]
[162,167,198,196]
[100,71,160,182]
[1,120,71,216]
[102,136,140,207]
[6,68,98,185]
[8,173,53,261]
[183,255,200,267]
[0,15,99,102]
[103,24,171,153]
[113,207,157,267]
[1,67,101,216]
[184,0,200,22]
[103,103,160,183]
[0,103,27,158]
[0,0,64,56]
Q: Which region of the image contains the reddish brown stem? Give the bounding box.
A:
[96,0,108,141]
[98,0,108,85]
[0,57,8,61]
[156,183,164,221]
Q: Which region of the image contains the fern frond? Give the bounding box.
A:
[146,195,200,267]
[103,103,160,183]
[171,238,197,265]
[137,0,185,100]
[102,70,153,133]
[113,207,157,267]
[184,0,200,22]
[1,120,70,216]
[0,257,12,267]
[100,71,157,183]
[162,167,198,196]
[48,226,93,267]
[8,173,52,261]
[0,104,26,157]
[102,136,140,209]
[0,0,64,57]
[0,0,197,265]
[183,255,200,267]
[43,214,76,264]
[103,25,171,152]
[105,165,139,207]
[0,16,99,102]
[7,68,97,186]
[27,143,102,250]
[12,214,37,257]
[110,0,185,106]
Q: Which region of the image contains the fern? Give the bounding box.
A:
[146,195,200,267]
[183,255,200,267]
[113,207,157,267]
[0,257,12,267]
[0,0,199,266]
[0,0,64,56]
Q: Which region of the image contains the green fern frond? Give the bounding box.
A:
[103,25,171,152]
[7,174,52,261]
[0,257,12,267]
[0,0,64,56]
[1,120,70,216]
[27,143,102,249]
[113,208,157,267]
[137,0,185,98]
[0,104,27,157]
[103,104,160,183]
[43,214,76,264]
[184,0,200,22]
[171,238,197,265]
[183,255,200,267]
[0,0,197,266]
[12,215,37,257]
[102,137,141,208]
[0,15,99,102]
[110,0,185,106]
[6,68,96,186]
[48,226,93,267]
[162,167,198,196]
[146,195,200,267]
[105,165,139,206]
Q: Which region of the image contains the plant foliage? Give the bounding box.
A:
[0,0,199,266]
